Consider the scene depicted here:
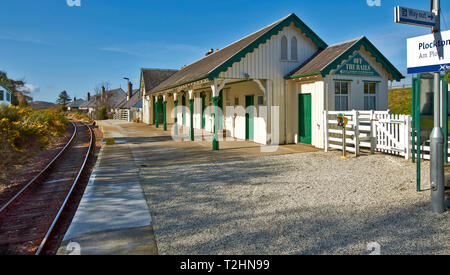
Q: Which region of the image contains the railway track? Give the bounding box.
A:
[0,121,94,255]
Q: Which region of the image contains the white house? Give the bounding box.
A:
[142,13,403,150]
[0,83,13,106]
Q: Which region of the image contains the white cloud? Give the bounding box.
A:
[17,84,40,93]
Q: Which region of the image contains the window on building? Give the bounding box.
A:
[6,92,11,102]
[226,89,231,106]
[281,36,288,60]
[0,90,3,101]
[257,96,264,105]
[364,82,377,110]
[291,37,298,60]
[335,82,349,111]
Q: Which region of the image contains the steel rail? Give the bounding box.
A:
[35,122,94,255]
[0,121,78,215]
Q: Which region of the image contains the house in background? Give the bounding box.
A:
[143,13,402,149]
[79,87,126,119]
[66,97,85,112]
[0,83,13,106]
[114,81,142,122]
[140,68,178,125]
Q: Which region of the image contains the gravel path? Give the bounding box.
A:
[139,151,449,255]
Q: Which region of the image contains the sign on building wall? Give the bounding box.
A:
[335,54,380,77]
[407,30,450,74]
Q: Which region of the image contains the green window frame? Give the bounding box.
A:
[0,90,4,101]
[6,92,10,102]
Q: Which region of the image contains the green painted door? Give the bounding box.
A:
[298,94,312,144]
[201,93,206,129]
[245,95,254,140]
[182,95,186,126]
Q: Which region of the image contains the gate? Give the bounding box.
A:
[324,110,412,159]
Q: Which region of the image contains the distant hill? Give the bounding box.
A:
[30,101,56,110]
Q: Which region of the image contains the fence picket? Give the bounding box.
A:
[324,110,412,159]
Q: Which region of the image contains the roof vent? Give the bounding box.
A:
[205,48,214,56]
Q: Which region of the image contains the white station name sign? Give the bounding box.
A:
[407,30,450,74]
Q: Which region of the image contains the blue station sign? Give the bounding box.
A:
[395,6,437,28]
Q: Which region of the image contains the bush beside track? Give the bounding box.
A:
[0,104,69,168]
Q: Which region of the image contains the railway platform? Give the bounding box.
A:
[57,125,157,255]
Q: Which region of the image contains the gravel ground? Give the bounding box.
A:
[139,151,449,255]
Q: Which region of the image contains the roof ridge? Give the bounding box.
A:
[171,14,290,73]
[141,68,178,71]
[328,36,364,48]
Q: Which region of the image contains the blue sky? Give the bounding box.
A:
[2,0,450,102]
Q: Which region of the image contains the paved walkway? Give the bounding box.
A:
[57,129,157,255]
[58,120,314,255]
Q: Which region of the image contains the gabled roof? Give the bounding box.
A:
[133,100,142,109]
[151,13,327,93]
[141,69,178,93]
[67,99,85,108]
[288,36,404,81]
[116,89,141,109]
[0,83,14,94]
[79,88,126,109]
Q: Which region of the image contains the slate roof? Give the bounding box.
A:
[141,69,178,93]
[67,99,85,108]
[288,36,404,81]
[79,88,126,109]
[151,13,327,93]
[116,89,141,109]
[0,83,13,94]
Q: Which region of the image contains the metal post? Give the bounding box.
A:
[430,0,446,213]
[342,126,347,159]
[442,76,448,163]
[416,76,422,192]
[412,77,416,163]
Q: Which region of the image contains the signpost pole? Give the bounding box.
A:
[430,0,446,213]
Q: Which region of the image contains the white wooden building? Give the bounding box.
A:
[142,13,403,150]
[0,83,13,106]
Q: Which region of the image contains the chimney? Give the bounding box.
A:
[127,82,132,101]
[101,86,105,99]
[87,92,91,101]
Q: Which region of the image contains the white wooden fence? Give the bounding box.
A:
[324,110,412,159]
[114,109,131,121]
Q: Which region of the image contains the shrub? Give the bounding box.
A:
[0,105,68,155]
[98,107,107,120]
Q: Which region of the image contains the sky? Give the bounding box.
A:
[2,0,450,103]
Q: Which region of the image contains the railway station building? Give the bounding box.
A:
[141,13,403,149]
